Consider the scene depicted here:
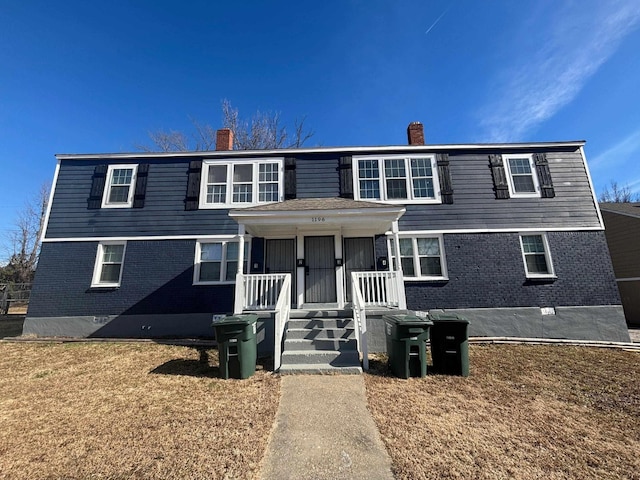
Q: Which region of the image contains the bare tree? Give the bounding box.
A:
[598,181,639,203]
[0,184,49,283]
[137,100,314,152]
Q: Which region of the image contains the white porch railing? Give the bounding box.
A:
[235,273,289,313]
[273,274,292,372]
[351,273,369,371]
[351,271,407,309]
[234,273,291,372]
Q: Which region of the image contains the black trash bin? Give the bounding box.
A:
[429,312,469,377]
[212,314,258,379]
[383,314,433,378]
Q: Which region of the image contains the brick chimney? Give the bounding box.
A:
[216,128,234,151]
[407,122,425,145]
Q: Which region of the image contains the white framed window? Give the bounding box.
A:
[194,239,250,284]
[353,155,440,203]
[91,242,126,287]
[504,154,540,198]
[102,164,138,208]
[387,234,447,280]
[519,234,555,278]
[199,158,283,209]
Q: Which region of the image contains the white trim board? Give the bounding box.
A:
[616,277,640,282]
[43,226,604,243]
[40,159,61,244]
[54,141,587,161]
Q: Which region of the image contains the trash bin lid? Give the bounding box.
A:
[428,312,469,324]
[211,314,259,327]
[383,313,433,326]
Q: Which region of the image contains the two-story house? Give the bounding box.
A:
[25,123,630,372]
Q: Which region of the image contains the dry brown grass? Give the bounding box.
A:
[365,345,640,480]
[0,342,280,480]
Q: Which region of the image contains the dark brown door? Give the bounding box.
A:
[344,237,375,301]
[265,239,296,303]
[304,236,337,303]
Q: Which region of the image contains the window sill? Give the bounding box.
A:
[101,203,134,209]
[88,285,120,291]
[198,200,282,210]
[356,198,442,205]
[193,281,236,286]
[524,275,557,284]
[403,277,449,283]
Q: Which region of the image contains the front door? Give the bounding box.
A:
[343,237,375,301]
[265,239,296,303]
[304,236,337,303]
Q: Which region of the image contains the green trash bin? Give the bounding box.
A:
[429,312,470,377]
[384,314,433,379]
[212,314,258,379]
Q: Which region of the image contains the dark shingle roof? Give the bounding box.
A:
[599,202,640,218]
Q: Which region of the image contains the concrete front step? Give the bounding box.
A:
[278,363,363,375]
[290,308,354,319]
[284,338,358,351]
[280,349,360,366]
[286,327,355,341]
[288,318,354,330]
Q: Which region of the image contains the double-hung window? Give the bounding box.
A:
[102,165,137,208]
[388,235,447,280]
[504,154,540,197]
[353,155,440,203]
[200,159,283,208]
[520,234,555,278]
[92,242,126,287]
[194,240,250,284]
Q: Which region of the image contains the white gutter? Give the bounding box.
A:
[55,141,587,161]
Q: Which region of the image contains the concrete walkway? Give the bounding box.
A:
[260,375,394,480]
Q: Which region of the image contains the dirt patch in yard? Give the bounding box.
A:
[365,345,640,480]
[0,342,280,480]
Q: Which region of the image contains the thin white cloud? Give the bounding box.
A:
[479,1,640,142]
[590,128,640,170]
[425,7,450,36]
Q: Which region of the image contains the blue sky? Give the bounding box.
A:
[1,0,640,253]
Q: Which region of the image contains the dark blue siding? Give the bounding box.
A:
[405,231,620,310]
[399,150,600,231]
[29,240,236,317]
[46,159,239,238]
[295,154,340,198]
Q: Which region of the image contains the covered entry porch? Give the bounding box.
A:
[228,198,408,372]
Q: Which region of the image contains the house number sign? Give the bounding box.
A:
[311,217,326,222]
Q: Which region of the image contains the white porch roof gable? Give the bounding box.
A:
[229,198,406,237]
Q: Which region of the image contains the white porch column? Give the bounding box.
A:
[335,231,345,308]
[237,223,246,275]
[233,223,246,314]
[392,221,402,273]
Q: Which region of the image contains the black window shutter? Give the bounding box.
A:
[185,160,202,211]
[436,154,454,204]
[489,154,510,199]
[132,163,149,208]
[533,153,555,198]
[284,157,296,200]
[88,164,108,209]
[338,156,353,198]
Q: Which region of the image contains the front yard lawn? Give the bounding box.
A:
[365,345,640,479]
[0,342,280,480]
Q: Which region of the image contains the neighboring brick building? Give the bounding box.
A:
[26,123,630,357]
